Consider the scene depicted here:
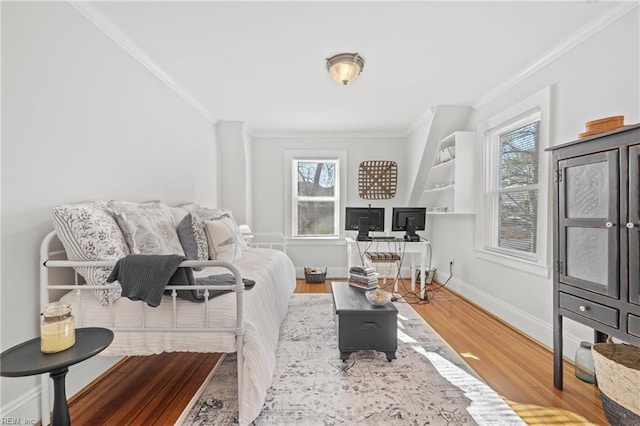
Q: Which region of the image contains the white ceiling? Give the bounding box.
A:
[90,1,621,135]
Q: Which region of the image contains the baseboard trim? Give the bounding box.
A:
[0,385,41,423]
[435,271,586,363]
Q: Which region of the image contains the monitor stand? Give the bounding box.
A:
[356,217,372,241]
[403,218,420,242]
[403,233,420,242]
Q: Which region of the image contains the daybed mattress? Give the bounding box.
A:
[60,247,296,425]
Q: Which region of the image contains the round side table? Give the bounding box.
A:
[1,327,114,426]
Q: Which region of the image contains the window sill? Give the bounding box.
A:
[287,237,345,246]
[475,248,550,278]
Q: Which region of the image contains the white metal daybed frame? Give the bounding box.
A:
[39,230,248,424]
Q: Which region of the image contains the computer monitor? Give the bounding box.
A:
[391,207,426,241]
[345,207,385,241]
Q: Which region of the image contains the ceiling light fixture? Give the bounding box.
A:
[326,53,365,85]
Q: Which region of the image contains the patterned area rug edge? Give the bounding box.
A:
[180,293,525,425]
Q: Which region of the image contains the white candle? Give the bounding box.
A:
[41,302,75,353]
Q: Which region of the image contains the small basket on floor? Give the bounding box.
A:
[304,267,327,283]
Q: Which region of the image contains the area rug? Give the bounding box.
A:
[178,294,524,425]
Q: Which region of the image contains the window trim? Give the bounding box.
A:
[284,150,347,240]
[475,86,552,277]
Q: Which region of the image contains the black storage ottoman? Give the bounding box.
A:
[330,281,397,362]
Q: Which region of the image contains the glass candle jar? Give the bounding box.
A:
[574,341,596,383]
[41,301,75,353]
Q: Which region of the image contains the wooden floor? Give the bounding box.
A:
[66,278,607,425]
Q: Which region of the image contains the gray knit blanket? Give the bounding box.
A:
[107,254,255,307]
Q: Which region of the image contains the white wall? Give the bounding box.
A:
[405,110,433,203]
[423,9,639,358]
[216,121,251,225]
[1,2,218,420]
[251,134,408,276]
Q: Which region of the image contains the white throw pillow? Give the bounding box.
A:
[107,200,185,256]
[204,215,248,263]
[51,200,129,305]
[169,206,190,224]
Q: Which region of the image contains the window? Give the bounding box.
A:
[488,117,540,257]
[476,87,551,276]
[293,159,339,237]
[285,151,344,239]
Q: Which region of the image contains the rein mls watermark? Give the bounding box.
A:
[1,418,36,425]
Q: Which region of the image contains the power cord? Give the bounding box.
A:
[354,235,436,305]
[381,236,436,304]
[443,260,453,286]
[390,278,431,305]
[429,260,453,294]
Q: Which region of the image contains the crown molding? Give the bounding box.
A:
[221,118,407,139]
[68,1,218,124]
[472,2,639,109]
[248,129,406,139]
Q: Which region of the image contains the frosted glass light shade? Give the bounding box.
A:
[326,53,365,85]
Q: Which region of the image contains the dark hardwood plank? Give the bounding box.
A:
[67,352,221,425]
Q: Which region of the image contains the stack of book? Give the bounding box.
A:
[348,266,379,290]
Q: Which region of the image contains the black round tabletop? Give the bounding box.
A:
[1,327,114,377]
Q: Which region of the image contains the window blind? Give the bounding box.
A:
[493,120,540,254]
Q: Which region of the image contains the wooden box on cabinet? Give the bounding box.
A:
[548,124,640,389]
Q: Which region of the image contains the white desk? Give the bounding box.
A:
[345,237,430,299]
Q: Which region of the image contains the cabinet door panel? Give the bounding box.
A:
[566,160,609,218]
[629,314,640,337]
[559,151,619,297]
[566,227,609,286]
[629,145,639,305]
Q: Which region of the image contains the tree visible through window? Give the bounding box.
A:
[497,121,540,252]
[294,159,339,237]
[492,120,540,255]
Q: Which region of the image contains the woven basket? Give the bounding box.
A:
[592,343,640,424]
[304,267,326,283]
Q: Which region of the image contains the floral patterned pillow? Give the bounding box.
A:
[190,205,231,260]
[51,200,130,305]
[107,200,185,256]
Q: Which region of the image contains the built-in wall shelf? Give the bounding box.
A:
[421,131,476,214]
[424,184,455,194]
[426,211,474,215]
